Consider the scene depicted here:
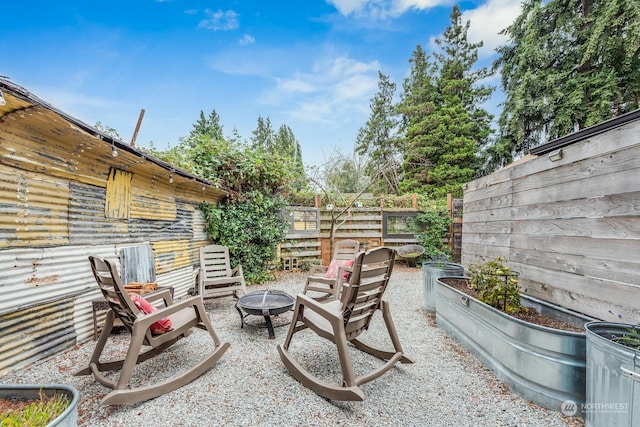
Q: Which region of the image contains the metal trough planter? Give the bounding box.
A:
[436,276,593,413]
[0,384,79,426]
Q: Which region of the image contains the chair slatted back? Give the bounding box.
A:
[88,256,140,334]
[333,239,360,261]
[341,247,395,339]
[200,245,233,280]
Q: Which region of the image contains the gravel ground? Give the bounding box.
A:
[2,266,585,427]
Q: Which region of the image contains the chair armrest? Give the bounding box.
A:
[294,293,342,322]
[231,264,243,277]
[134,296,206,327]
[309,265,328,275]
[144,288,173,307]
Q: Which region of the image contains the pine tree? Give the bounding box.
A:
[355,71,401,195]
[251,116,276,152]
[399,6,492,197]
[396,44,438,193]
[189,110,224,141]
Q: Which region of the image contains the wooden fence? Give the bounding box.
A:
[461,110,640,323]
[280,194,462,269]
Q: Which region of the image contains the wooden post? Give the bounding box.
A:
[130,109,145,147]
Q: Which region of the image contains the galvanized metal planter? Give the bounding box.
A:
[421,262,464,312]
[0,384,79,426]
[436,277,593,413]
[585,321,639,426]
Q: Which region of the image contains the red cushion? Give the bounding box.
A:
[324,259,355,281]
[130,293,173,335]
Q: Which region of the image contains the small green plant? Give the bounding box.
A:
[426,253,450,268]
[469,257,522,313]
[0,389,70,427]
[606,311,640,350]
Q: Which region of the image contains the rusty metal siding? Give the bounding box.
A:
[105,168,132,219]
[130,192,177,220]
[68,183,195,244]
[156,266,198,299]
[152,240,197,275]
[127,203,193,241]
[0,298,76,376]
[0,245,117,377]
[0,106,106,187]
[0,245,116,316]
[193,208,209,241]
[0,243,164,375]
[0,164,70,248]
[68,182,129,244]
[0,78,227,378]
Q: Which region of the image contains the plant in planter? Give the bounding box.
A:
[469,257,521,313]
[584,316,640,425]
[0,384,78,427]
[436,258,594,413]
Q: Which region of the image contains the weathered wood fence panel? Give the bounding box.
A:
[462,112,640,323]
[281,200,463,268]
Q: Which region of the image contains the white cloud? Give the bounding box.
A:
[327,0,449,18]
[239,34,255,46]
[327,0,372,16]
[276,76,316,94]
[198,9,239,31]
[392,0,450,14]
[462,0,522,58]
[263,54,379,123]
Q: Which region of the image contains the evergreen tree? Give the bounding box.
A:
[189,110,224,141]
[275,124,306,190]
[251,116,276,152]
[396,44,438,194]
[355,71,401,195]
[399,6,492,197]
[493,0,640,166]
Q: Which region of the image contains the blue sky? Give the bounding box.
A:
[2,0,522,167]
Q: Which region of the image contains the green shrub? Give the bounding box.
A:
[200,194,289,284]
[414,203,452,261]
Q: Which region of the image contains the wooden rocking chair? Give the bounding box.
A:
[277,247,413,401]
[76,256,230,405]
[302,239,360,299]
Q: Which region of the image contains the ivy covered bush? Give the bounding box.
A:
[149,110,306,284]
[414,201,452,261]
[200,196,289,284]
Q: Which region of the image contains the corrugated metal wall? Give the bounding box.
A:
[0,164,70,247]
[0,80,226,377]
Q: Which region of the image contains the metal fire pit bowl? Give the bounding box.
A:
[235,290,295,339]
